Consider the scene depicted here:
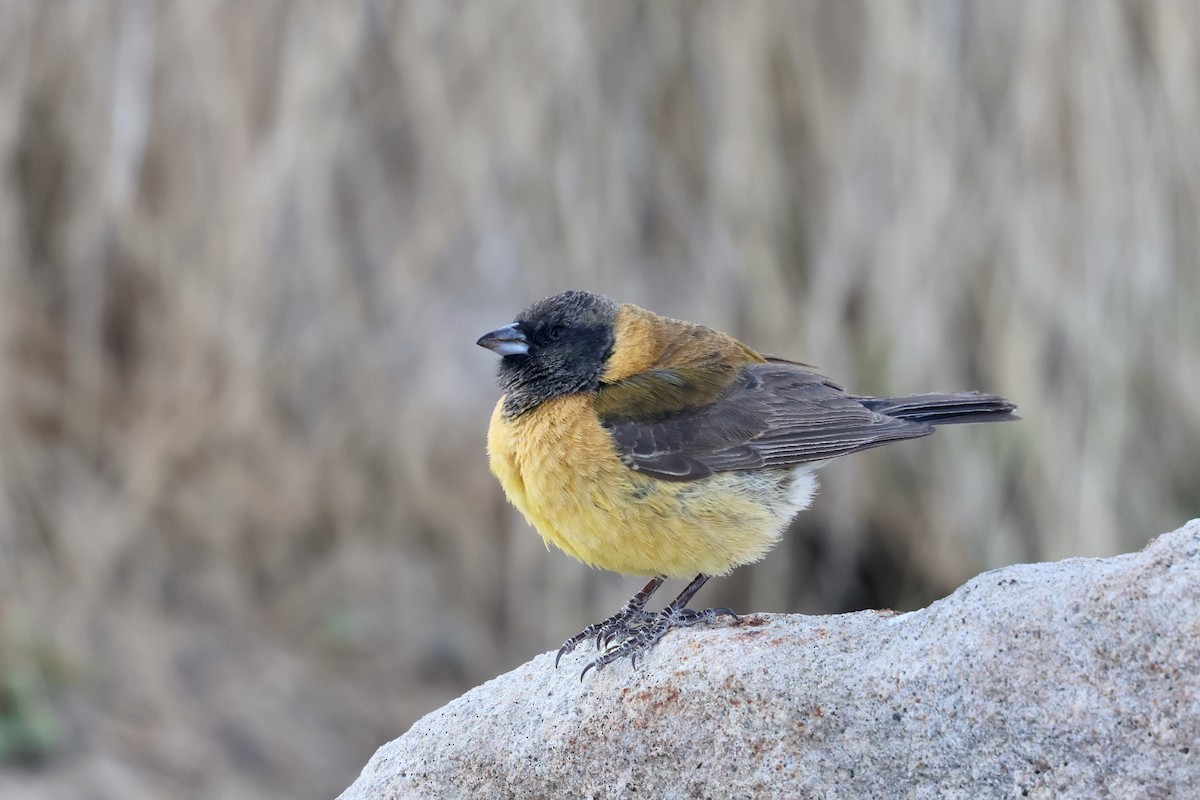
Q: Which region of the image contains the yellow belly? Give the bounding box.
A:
[486,394,802,578]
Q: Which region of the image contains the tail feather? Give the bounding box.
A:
[855,392,1019,426]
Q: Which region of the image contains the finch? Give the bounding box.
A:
[477,290,1017,676]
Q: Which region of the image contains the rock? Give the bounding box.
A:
[340,521,1200,799]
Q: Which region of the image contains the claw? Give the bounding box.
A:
[579,660,601,681]
[560,575,736,677]
[555,577,666,668]
[556,619,612,667]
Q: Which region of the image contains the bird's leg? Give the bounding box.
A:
[555,576,665,667]
[579,574,738,679]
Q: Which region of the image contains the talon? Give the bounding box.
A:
[561,576,736,676]
[555,577,666,667]
[555,628,592,667]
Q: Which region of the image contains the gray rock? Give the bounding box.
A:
[341,521,1200,799]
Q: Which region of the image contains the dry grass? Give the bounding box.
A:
[0,2,1197,797]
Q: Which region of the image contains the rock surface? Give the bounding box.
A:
[341,521,1200,799]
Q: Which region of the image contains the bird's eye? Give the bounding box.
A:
[549,324,567,340]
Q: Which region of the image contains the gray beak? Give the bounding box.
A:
[476,323,530,356]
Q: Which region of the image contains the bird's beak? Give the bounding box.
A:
[476,323,530,356]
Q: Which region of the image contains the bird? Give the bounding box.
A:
[477,290,1017,677]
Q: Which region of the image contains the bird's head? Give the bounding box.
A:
[477,290,618,416]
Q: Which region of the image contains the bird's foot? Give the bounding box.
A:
[578,604,737,680]
[556,600,658,667]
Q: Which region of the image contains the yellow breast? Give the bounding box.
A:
[486,394,793,578]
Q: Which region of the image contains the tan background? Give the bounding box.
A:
[1,2,1198,798]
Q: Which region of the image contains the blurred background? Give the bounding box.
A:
[1,1,1198,797]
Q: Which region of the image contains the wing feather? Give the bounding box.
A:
[598,363,933,482]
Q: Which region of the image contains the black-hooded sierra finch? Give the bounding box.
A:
[478,290,1017,677]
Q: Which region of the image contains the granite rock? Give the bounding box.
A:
[341,521,1200,799]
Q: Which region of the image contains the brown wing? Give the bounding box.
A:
[597,363,934,482]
